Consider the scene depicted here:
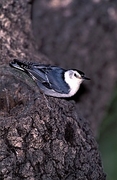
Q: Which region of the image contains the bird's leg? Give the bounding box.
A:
[42,93,52,110]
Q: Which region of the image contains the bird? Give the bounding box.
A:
[9,59,90,98]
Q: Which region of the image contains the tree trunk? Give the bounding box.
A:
[0,0,106,179]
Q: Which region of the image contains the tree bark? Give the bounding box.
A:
[0,0,106,179]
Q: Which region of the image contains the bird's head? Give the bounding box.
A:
[64,69,90,92]
[65,69,90,82]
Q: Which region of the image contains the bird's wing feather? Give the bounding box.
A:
[9,60,70,94]
[46,68,69,93]
[28,66,70,94]
[27,68,48,83]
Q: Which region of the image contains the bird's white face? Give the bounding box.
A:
[65,70,83,83]
[64,70,84,96]
[69,70,83,80]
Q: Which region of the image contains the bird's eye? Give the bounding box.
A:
[74,73,77,77]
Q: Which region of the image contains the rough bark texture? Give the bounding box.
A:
[32,0,117,136]
[0,0,106,180]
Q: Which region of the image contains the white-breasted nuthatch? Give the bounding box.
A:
[9,59,90,98]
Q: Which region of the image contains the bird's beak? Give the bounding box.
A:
[83,76,90,80]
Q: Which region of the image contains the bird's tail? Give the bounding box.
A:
[9,59,31,72]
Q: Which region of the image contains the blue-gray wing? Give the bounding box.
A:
[28,65,70,94]
[9,59,70,94]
